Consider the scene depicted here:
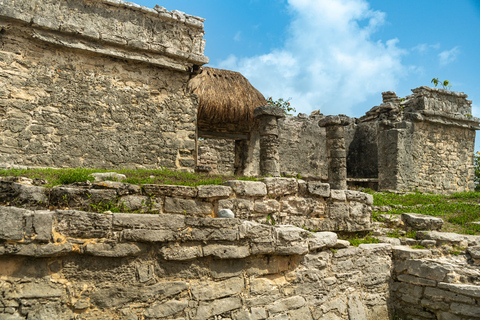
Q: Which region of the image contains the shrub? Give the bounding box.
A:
[267,97,296,115]
[58,168,95,185]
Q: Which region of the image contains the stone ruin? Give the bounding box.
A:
[1,1,480,320]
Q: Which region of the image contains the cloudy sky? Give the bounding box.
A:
[135,0,480,148]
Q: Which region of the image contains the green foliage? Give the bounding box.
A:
[386,229,402,238]
[371,190,480,235]
[347,235,380,247]
[266,214,276,226]
[267,97,296,115]
[58,168,95,185]
[405,230,417,239]
[411,245,425,249]
[431,77,452,90]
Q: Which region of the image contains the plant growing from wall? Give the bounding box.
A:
[431,77,452,90]
[267,97,296,115]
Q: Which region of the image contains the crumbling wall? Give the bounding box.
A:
[0,205,391,320]
[0,0,208,171]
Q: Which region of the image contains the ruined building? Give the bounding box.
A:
[1,1,480,320]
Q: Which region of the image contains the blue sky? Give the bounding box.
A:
[134,0,480,149]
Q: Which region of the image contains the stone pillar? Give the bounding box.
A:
[318,115,353,190]
[253,105,285,177]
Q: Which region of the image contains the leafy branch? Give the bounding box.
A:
[431,77,452,90]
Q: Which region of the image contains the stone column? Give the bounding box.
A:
[318,115,353,190]
[253,105,285,177]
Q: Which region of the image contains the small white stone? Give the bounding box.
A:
[218,209,235,218]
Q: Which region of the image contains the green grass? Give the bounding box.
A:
[345,235,380,247]
[365,190,480,235]
[0,167,258,187]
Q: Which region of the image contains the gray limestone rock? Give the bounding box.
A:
[218,209,235,218]
[90,172,127,182]
[197,185,233,198]
[307,182,330,197]
[308,232,337,250]
[223,180,267,197]
[402,212,443,231]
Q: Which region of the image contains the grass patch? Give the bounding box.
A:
[345,235,380,247]
[0,167,259,187]
[369,190,480,235]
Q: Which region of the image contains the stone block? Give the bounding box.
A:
[396,274,436,287]
[55,210,112,238]
[143,184,197,197]
[254,200,280,214]
[203,244,250,259]
[191,277,244,301]
[118,195,149,212]
[191,228,238,241]
[450,302,480,317]
[144,300,188,318]
[159,243,203,260]
[164,197,213,215]
[328,203,349,219]
[197,185,233,198]
[0,206,28,240]
[276,241,309,255]
[424,287,476,304]
[84,242,143,257]
[12,183,47,205]
[251,307,267,320]
[402,212,443,231]
[407,260,452,282]
[185,216,242,228]
[223,180,267,197]
[344,190,373,205]
[438,283,480,298]
[289,306,313,320]
[330,190,346,201]
[90,172,127,182]
[8,282,63,299]
[32,211,53,241]
[416,231,467,247]
[392,246,431,260]
[194,297,243,320]
[240,221,275,243]
[122,229,176,242]
[467,246,480,265]
[307,182,330,197]
[254,105,285,118]
[347,292,367,320]
[267,296,306,314]
[113,213,185,230]
[276,225,310,242]
[262,177,298,197]
[308,232,337,250]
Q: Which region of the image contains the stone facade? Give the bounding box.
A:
[0,177,373,233]
[0,0,208,171]
[0,205,390,320]
[197,139,236,175]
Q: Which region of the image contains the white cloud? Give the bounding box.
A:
[412,43,440,54]
[217,0,407,116]
[438,46,460,66]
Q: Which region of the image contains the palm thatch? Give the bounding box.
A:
[188,67,266,131]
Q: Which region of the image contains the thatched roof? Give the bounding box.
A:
[188,67,266,131]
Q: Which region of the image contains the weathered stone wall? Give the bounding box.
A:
[0,177,373,233]
[367,87,479,193]
[197,139,236,175]
[0,0,208,171]
[392,246,480,319]
[0,205,391,320]
[277,114,327,179]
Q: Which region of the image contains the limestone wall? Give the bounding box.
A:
[197,139,236,175]
[0,205,390,320]
[0,0,207,171]
[0,177,373,233]
[392,246,480,319]
[277,114,327,179]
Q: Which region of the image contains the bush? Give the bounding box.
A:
[267,97,296,115]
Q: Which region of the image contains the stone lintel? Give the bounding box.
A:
[253,106,286,119]
[318,115,353,127]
